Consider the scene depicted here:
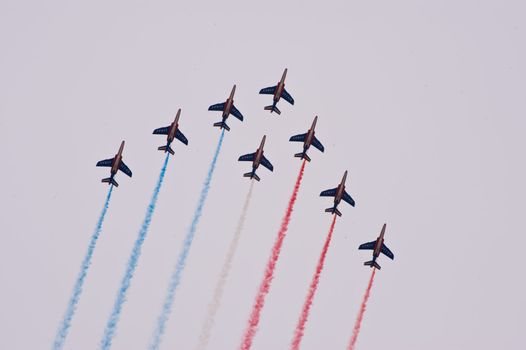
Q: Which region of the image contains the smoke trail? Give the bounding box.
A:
[195,180,255,350]
[99,153,170,350]
[52,185,114,350]
[240,160,307,350]
[290,214,337,350]
[348,268,377,350]
[150,130,225,350]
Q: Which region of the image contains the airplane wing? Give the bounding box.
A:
[342,190,356,207]
[153,126,170,135]
[260,155,274,171]
[289,133,307,143]
[96,158,114,167]
[175,129,188,145]
[358,241,376,250]
[259,86,277,95]
[208,102,225,111]
[238,153,256,162]
[281,88,294,105]
[119,161,133,177]
[320,188,337,197]
[311,136,325,152]
[230,105,244,121]
[381,243,395,260]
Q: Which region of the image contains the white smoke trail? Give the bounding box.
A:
[195,181,255,350]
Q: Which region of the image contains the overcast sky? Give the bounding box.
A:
[1,1,525,349]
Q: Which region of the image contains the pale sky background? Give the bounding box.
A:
[1,1,525,349]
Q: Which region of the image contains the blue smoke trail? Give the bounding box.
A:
[149,130,225,350]
[99,153,170,350]
[52,185,114,350]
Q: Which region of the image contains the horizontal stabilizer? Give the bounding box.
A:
[294,152,311,162]
[102,177,118,187]
[243,172,260,181]
[325,207,342,217]
[213,121,230,131]
[364,260,381,270]
[264,105,281,115]
[158,145,175,155]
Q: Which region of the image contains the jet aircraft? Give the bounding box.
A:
[96,141,132,187]
[152,108,188,155]
[289,116,324,161]
[358,223,395,270]
[259,68,294,115]
[238,135,274,181]
[208,85,243,131]
[319,171,355,216]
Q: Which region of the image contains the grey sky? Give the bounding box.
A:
[1,1,525,349]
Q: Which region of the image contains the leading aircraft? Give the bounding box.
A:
[96,141,132,187]
[289,116,324,161]
[358,223,395,270]
[320,171,355,216]
[208,85,244,131]
[259,68,294,115]
[238,135,274,181]
[152,108,188,155]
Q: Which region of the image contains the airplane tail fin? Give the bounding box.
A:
[213,121,230,131]
[325,207,342,217]
[264,105,281,115]
[294,152,311,162]
[364,260,381,270]
[244,172,260,181]
[102,177,119,187]
[158,145,175,155]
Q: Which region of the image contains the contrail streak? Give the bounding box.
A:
[52,185,114,350]
[99,153,170,350]
[150,130,225,350]
[195,180,255,350]
[240,160,307,350]
[290,214,337,350]
[348,268,377,350]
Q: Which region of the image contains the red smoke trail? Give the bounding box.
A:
[240,160,307,350]
[348,268,377,350]
[290,214,337,350]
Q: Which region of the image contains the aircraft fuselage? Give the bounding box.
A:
[304,116,318,151]
[273,69,287,103]
[111,141,124,176]
[167,110,181,144]
[253,136,266,170]
[373,225,386,258]
[222,85,236,119]
[334,171,348,206]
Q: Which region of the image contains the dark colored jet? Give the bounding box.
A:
[259,68,294,115]
[152,108,188,155]
[238,135,274,181]
[208,85,244,131]
[358,223,395,270]
[96,141,132,187]
[320,171,355,216]
[289,116,324,161]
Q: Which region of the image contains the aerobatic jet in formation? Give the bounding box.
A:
[208,85,244,131]
[358,223,395,270]
[238,135,274,181]
[259,68,294,115]
[320,170,355,216]
[96,141,132,187]
[152,108,188,155]
[289,116,324,161]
